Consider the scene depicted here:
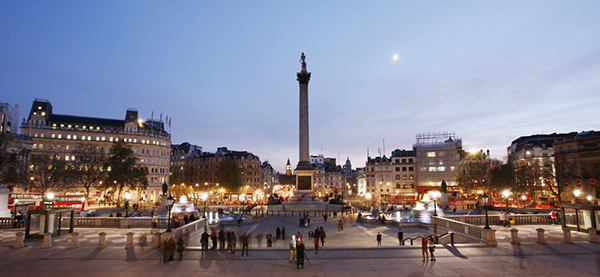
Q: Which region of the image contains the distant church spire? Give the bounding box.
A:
[286,158,292,175]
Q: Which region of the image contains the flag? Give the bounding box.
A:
[151,111,154,120]
[169,117,171,127]
[590,176,596,188]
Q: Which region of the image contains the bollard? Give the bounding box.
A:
[14,232,25,248]
[536,228,546,244]
[98,232,107,248]
[563,227,573,243]
[278,211,280,216]
[70,232,80,248]
[510,229,520,245]
[449,232,455,247]
[41,232,52,248]
[154,232,162,248]
[587,228,599,243]
[125,232,134,249]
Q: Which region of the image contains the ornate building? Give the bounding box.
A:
[20,99,171,203]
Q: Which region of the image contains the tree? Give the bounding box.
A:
[104,141,148,208]
[546,156,577,227]
[28,153,69,197]
[69,143,108,209]
[456,160,495,196]
[0,134,30,190]
[216,158,241,192]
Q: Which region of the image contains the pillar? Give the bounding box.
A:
[70,232,80,248]
[562,227,573,243]
[510,229,520,245]
[41,232,52,248]
[125,232,134,248]
[97,232,107,248]
[14,232,25,248]
[536,228,546,244]
[587,228,599,243]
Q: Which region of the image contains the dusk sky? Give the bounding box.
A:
[2,1,599,173]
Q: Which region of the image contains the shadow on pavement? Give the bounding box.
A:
[443,245,468,259]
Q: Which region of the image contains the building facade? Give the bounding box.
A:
[0,102,20,134]
[414,132,462,198]
[20,99,171,203]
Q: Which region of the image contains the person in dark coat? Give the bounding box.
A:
[376,232,382,246]
[296,240,305,269]
[167,237,176,261]
[219,227,226,250]
[210,228,217,249]
[281,226,286,239]
[162,239,169,263]
[313,227,321,254]
[276,226,281,239]
[319,226,326,246]
[177,237,185,260]
[266,232,273,247]
[200,231,209,251]
[229,231,237,253]
[240,232,249,257]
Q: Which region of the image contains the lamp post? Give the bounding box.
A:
[433,195,438,216]
[482,193,491,230]
[166,195,175,232]
[124,192,131,217]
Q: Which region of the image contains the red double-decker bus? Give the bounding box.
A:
[52,195,86,211]
[8,193,43,212]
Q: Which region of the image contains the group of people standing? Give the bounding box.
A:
[289,234,306,269]
[311,226,326,254]
[161,236,186,263]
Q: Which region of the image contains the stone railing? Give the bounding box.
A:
[172,218,209,239]
[63,217,170,229]
[443,214,552,226]
[0,218,14,227]
[432,216,496,246]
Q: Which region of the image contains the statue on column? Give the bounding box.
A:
[300,53,307,73]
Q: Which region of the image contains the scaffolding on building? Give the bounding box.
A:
[414,132,460,146]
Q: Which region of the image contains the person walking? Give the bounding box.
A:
[219,227,226,250]
[167,237,176,262]
[266,232,273,247]
[296,240,305,269]
[229,231,237,253]
[550,210,557,225]
[428,238,436,261]
[177,237,185,260]
[162,238,169,263]
[200,230,209,251]
[151,214,158,233]
[210,228,217,249]
[376,232,382,246]
[276,226,281,239]
[226,230,233,252]
[240,232,249,257]
[319,226,326,246]
[313,228,320,254]
[281,226,286,239]
[256,231,263,247]
[422,237,429,262]
[289,235,297,263]
[398,228,403,245]
[323,213,328,222]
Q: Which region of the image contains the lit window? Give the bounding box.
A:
[67,135,71,139]
[102,137,105,141]
[51,134,56,138]
[87,136,91,140]
[39,144,44,149]
[73,135,77,140]
[427,152,436,157]
[110,137,114,142]
[33,144,37,149]
[57,134,62,139]
[96,137,100,141]
[65,156,70,161]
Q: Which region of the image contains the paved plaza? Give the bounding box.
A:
[1,214,599,276]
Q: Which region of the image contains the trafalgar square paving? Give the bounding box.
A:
[0,212,599,277]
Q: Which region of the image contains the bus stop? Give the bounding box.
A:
[25,208,75,239]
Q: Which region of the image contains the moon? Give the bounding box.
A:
[392,54,399,61]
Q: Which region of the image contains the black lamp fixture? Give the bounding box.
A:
[482,193,491,230]
[166,194,175,232]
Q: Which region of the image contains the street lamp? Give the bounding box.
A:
[124,192,131,217]
[432,194,438,216]
[502,190,510,213]
[166,195,175,232]
[482,193,491,230]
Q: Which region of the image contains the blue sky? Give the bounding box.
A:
[2,1,599,172]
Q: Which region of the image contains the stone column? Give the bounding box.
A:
[536,228,546,244]
[562,227,573,243]
[587,228,599,243]
[510,229,520,245]
[14,232,25,248]
[70,232,80,248]
[97,232,107,248]
[154,232,162,248]
[125,232,134,248]
[41,232,52,248]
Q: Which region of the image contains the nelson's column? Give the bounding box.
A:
[295,53,315,194]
